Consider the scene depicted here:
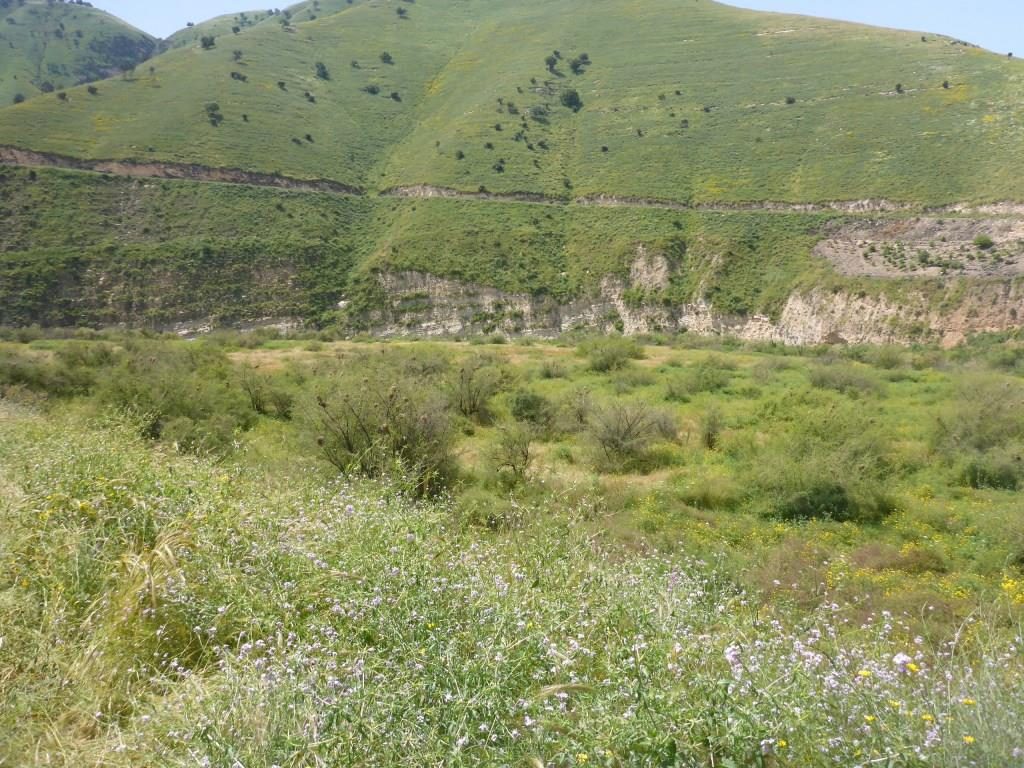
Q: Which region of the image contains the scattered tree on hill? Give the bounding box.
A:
[232,25,240,34]
[315,61,330,80]
[351,59,360,69]
[233,49,243,61]
[87,85,98,95]
[943,80,951,89]
[40,81,54,93]
[455,149,465,160]
[363,84,380,95]
[231,71,248,82]
[396,6,407,17]
[786,95,796,104]
[56,92,67,101]
[895,83,904,94]
[569,52,590,75]
[200,35,216,50]
[561,88,583,112]
[204,102,224,126]
[545,54,558,73]
[278,80,287,90]
[390,91,402,101]
[380,51,394,65]
[12,93,25,104]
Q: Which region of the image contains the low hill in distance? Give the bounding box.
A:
[0,0,156,105]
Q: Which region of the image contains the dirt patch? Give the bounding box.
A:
[815,217,1024,277]
[0,145,364,195]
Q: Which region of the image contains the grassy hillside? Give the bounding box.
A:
[0,165,837,326]
[0,0,155,105]
[1,0,1023,204]
[3,336,1024,764]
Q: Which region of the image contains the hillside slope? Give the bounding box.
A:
[0,0,156,105]
[1,0,1022,204]
[1,0,1024,340]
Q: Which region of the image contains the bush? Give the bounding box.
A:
[588,400,677,472]
[446,355,506,422]
[578,337,644,372]
[561,88,583,112]
[974,234,995,250]
[749,399,896,523]
[312,378,454,496]
[664,359,731,400]
[809,364,882,397]
[12,93,24,104]
[200,35,216,49]
[487,423,535,486]
[95,342,254,454]
[509,389,552,427]
[315,61,330,80]
[957,449,1024,490]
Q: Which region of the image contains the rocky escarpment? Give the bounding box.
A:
[363,249,1024,346]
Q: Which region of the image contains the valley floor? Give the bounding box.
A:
[2,332,1024,765]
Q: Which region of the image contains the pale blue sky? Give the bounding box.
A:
[96,0,1022,54]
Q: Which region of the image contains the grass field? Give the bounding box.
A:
[2,332,1024,765]
[2,0,1023,205]
[0,0,155,105]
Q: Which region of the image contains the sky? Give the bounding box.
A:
[95,0,1023,54]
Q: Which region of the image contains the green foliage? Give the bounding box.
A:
[95,342,254,453]
[974,234,995,250]
[446,355,507,422]
[809,363,883,397]
[312,372,455,496]
[588,399,677,471]
[508,388,552,427]
[578,336,644,372]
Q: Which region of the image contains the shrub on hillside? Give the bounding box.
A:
[749,400,896,523]
[588,400,677,472]
[809,364,882,397]
[95,342,254,454]
[312,378,454,496]
[446,355,507,423]
[578,337,644,372]
[509,388,552,427]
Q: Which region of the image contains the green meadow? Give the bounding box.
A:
[2,331,1024,764]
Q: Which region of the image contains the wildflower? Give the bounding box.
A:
[907,662,920,673]
[963,736,976,745]
[576,753,589,764]
[921,713,935,723]
[857,669,872,678]
[777,739,788,749]
[960,698,976,706]
[864,715,876,723]
[893,652,911,668]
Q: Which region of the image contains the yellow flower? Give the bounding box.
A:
[907,662,920,674]
[864,715,876,723]
[857,669,872,678]
[576,753,589,764]
[961,698,976,706]
[603,750,613,758]
[921,714,935,723]
[888,699,901,709]
[963,735,976,745]
[777,739,788,749]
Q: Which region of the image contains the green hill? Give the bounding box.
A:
[2,0,1022,203]
[1,0,1023,338]
[0,0,156,105]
